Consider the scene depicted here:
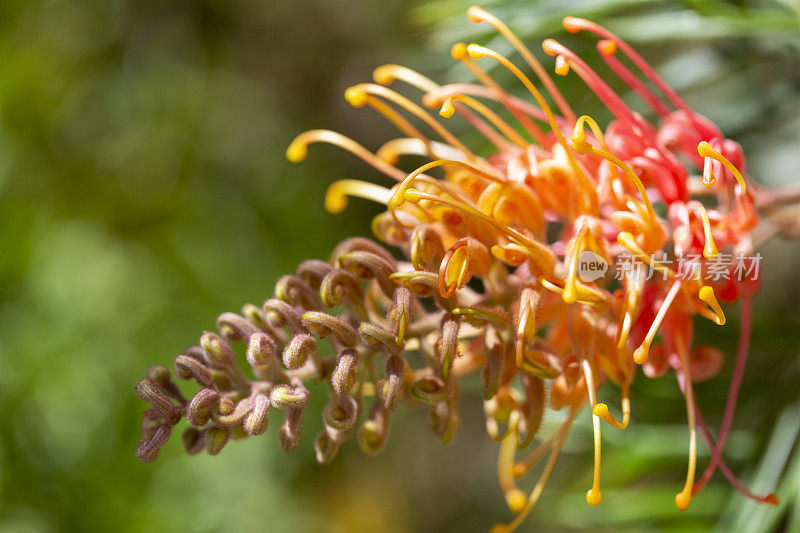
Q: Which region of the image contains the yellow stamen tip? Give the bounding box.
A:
[372,65,395,85]
[598,39,618,56]
[541,39,559,57]
[506,489,527,513]
[633,343,650,365]
[586,488,602,506]
[344,86,368,108]
[466,6,485,23]
[554,55,569,76]
[490,525,509,533]
[703,243,718,260]
[562,16,582,33]
[286,140,308,162]
[699,285,726,325]
[675,490,692,511]
[451,43,469,61]
[696,141,714,158]
[466,44,486,60]
[439,98,456,118]
[403,188,424,204]
[511,463,526,479]
[324,184,348,214]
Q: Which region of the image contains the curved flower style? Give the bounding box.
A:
[135,7,789,531]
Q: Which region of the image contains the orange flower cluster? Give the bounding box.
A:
[137,7,779,531]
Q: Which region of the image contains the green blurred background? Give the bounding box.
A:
[0,0,798,531]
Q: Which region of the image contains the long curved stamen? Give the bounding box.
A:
[542,39,646,132]
[562,17,717,138]
[287,129,406,180]
[515,288,538,368]
[324,180,393,214]
[346,83,480,162]
[493,410,576,533]
[360,95,436,155]
[697,141,747,195]
[694,295,751,495]
[390,159,504,211]
[373,64,517,151]
[424,83,562,127]
[466,6,576,124]
[499,412,527,514]
[563,226,589,304]
[633,278,683,364]
[617,265,645,350]
[698,285,726,325]
[596,40,670,116]
[404,188,548,255]
[593,381,631,429]
[572,115,656,220]
[675,338,697,511]
[539,277,609,307]
[511,429,558,478]
[376,138,465,165]
[694,396,779,505]
[617,232,677,280]
[440,94,529,148]
[373,64,439,92]
[582,359,603,506]
[451,43,548,145]
[466,44,597,209]
[690,203,719,259]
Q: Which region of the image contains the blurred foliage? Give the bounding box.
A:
[0,0,798,532]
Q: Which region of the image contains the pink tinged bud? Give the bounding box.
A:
[246,332,277,367]
[270,384,310,409]
[135,378,175,417]
[383,355,405,410]
[302,312,357,346]
[263,299,306,333]
[182,427,205,455]
[315,427,342,464]
[358,404,389,454]
[187,388,219,426]
[282,333,317,369]
[438,317,460,379]
[216,312,259,342]
[146,366,172,388]
[174,355,214,388]
[411,374,451,404]
[200,332,236,367]
[206,426,230,456]
[331,349,359,395]
[136,424,172,462]
[279,407,304,452]
[323,395,358,432]
[243,394,270,435]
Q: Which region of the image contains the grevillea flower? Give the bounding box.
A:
[135,7,790,531]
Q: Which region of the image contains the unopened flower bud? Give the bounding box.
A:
[331,349,359,395]
[136,424,172,463]
[216,312,259,342]
[174,355,214,388]
[314,427,342,464]
[200,332,236,367]
[270,385,310,409]
[206,426,230,456]
[383,355,405,410]
[187,388,219,426]
[135,378,175,417]
[182,427,205,455]
[322,395,358,432]
[282,333,317,370]
[243,394,270,435]
[358,404,389,454]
